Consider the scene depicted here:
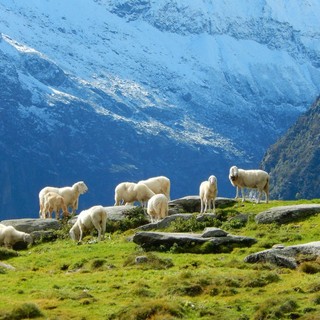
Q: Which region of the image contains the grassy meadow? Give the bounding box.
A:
[1,199,320,320]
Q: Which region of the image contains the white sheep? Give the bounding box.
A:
[69,205,107,243]
[147,194,169,223]
[42,192,69,220]
[229,166,269,203]
[138,176,171,200]
[199,175,218,214]
[0,226,32,249]
[114,182,155,207]
[39,181,88,217]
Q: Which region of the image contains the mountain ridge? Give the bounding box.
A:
[0,0,320,217]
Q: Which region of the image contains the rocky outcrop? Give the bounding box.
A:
[132,227,256,253]
[245,242,320,269]
[255,204,320,224]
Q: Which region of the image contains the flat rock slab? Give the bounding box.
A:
[1,218,61,233]
[245,241,320,269]
[133,230,256,253]
[255,204,320,224]
[169,196,236,213]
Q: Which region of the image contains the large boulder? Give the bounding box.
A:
[255,204,320,224]
[245,241,320,269]
[132,228,256,253]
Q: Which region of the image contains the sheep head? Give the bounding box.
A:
[208,175,217,185]
[229,166,239,182]
[23,233,33,245]
[74,181,88,194]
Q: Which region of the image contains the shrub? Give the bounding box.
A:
[299,262,320,274]
[3,303,43,320]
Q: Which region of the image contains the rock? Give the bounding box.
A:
[0,218,61,233]
[201,227,228,238]
[105,205,138,221]
[31,230,58,243]
[168,196,236,213]
[135,256,148,264]
[137,214,193,231]
[0,262,16,270]
[244,241,320,269]
[132,230,256,253]
[255,204,320,224]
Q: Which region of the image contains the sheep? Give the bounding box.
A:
[138,176,171,200]
[39,181,88,217]
[114,182,155,207]
[147,194,169,223]
[0,226,32,249]
[42,192,69,220]
[69,205,107,243]
[229,166,269,203]
[199,175,218,214]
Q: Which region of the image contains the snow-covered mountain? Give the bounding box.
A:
[0,0,320,218]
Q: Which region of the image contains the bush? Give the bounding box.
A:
[3,303,43,320]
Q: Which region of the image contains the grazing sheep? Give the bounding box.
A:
[138,176,171,200]
[69,205,107,243]
[147,194,169,223]
[0,226,32,249]
[42,192,69,220]
[229,166,269,203]
[199,175,218,214]
[114,182,155,207]
[39,181,88,217]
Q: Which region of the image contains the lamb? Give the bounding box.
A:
[229,166,269,203]
[199,175,218,214]
[138,176,171,200]
[0,225,32,249]
[39,181,88,217]
[69,205,107,243]
[42,192,69,220]
[114,182,155,207]
[147,194,169,223]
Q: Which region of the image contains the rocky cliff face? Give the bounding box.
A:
[261,96,320,200]
[0,0,320,217]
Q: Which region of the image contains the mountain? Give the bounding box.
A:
[261,96,320,200]
[0,0,320,218]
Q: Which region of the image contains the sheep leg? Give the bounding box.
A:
[241,188,246,202]
[235,187,239,199]
[79,225,84,242]
[257,189,262,204]
[204,200,208,213]
[200,199,204,214]
[92,220,102,241]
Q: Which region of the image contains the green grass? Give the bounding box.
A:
[1,199,320,319]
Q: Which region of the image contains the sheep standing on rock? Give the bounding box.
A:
[199,175,218,214]
[138,176,171,200]
[42,192,69,220]
[39,181,88,217]
[0,226,32,249]
[147,194,169,223]
[69,205,107,243]
[114,182,155,207]
[229,166,269,203]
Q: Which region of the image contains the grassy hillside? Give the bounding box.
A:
[1,199,320,320]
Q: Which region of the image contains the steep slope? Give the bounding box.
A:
[0,0,320,217]
[261,96,320,200]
